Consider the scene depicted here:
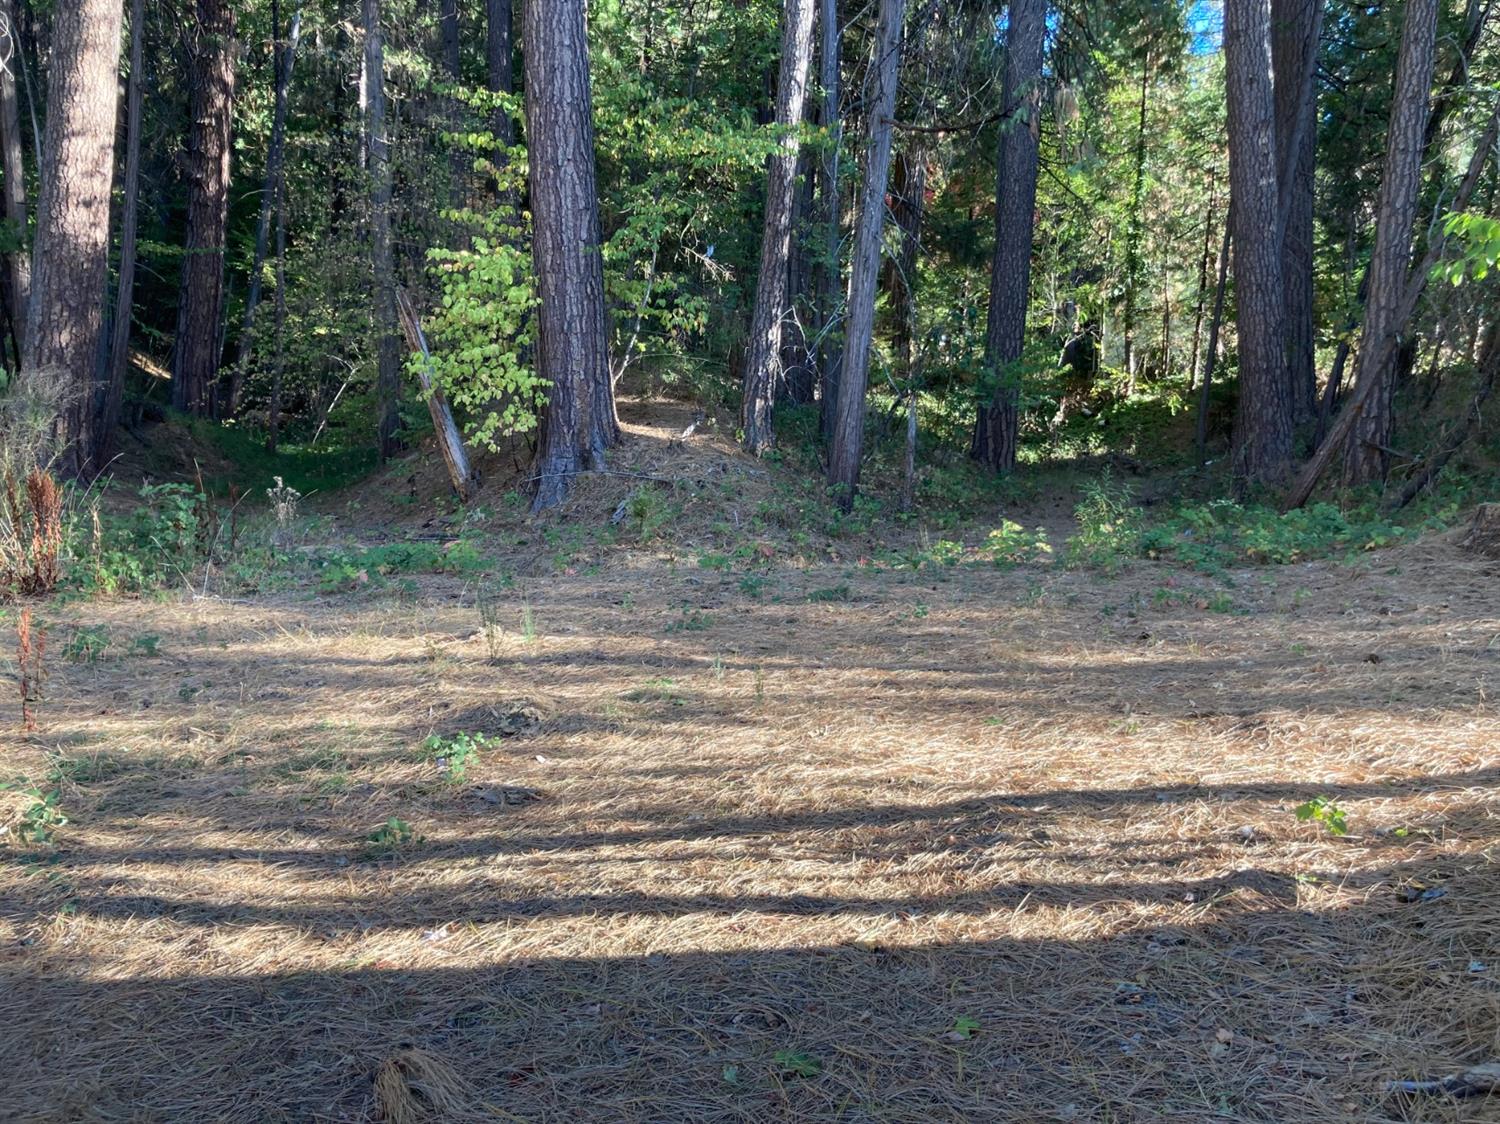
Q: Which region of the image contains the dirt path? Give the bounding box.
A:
[2,538,1499,1121]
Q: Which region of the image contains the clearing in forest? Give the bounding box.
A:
[2,476,1498,1121]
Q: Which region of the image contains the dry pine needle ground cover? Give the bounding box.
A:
[2,521,1499,1122]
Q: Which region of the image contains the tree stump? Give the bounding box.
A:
[1461,504,1500,559]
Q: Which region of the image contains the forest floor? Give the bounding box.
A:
[3,405,1500,1122]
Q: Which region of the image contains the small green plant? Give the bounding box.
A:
[738,574,767,598]
[476,582,505,662]
[364,816,419,857]
[129,633,162,657]
[947,1015,982,1041]
[420,732,490,782]
[520,601,538,645]
[1065,477,1142,572]
[1294,796,1349,837]
[665,608,713,632]
[985,521,1052,567]
[772,1049,822,1078]
[63,625,112,664]
[807,584,850,603]
[697,552,732,571]
[3,783,67,845]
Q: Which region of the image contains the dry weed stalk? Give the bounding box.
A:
[1,468,64,597]
[16,606,45,731]
[371,1046,478,1123]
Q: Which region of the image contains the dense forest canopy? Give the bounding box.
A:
[0,0,1496,518]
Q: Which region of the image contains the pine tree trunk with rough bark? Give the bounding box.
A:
[1272,0,1319,425]
[96,0,146,474]
[1224,0,1294,487]
[826,0,904,509]
[1342,0,1438,486]
[970,0,1044,475]
[364,0,401,460]
[741,0,816,455]
[171,0,236,418]
[814,0,842,439]
[20,0,121,477]
[524,0,619,512]
[0,0,30,358]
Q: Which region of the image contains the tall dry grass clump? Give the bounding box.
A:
[0,385,69,597]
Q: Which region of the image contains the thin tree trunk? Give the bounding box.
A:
[826,0,904,509]
[19,0,121,477]
[96,0,145,474]
[1195,207,1232,466]
[364,0,401,459]
[741,0,817,454]
[815,0,841,439]
[229,3,301,417]
[1272,0,1320,425]
[398,288,480,501]
[1392,322,1499,509]
[268,181,286,452]
[781,152,816,405]
[1121,50,1149,390]
[0,0,30,356]
[1224,0,1294,486]
[970,0,1045,474]
[487,0,514,146]
[1186,167,1218,393]
[524,0,619,511]
[171,0,235,418]
[1341,0,1438,486]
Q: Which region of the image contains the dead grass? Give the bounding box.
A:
[1,518,1499,1121]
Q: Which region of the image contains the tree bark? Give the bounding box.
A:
[1272,0,1319,425]
[487,0,514,147]
[523,0,619,512]
[1224,0,1294,487]
[1341,0,1438,486]
[1121,50,1149,390]
[19,0,121,478]
[826,0,904,509]
[96,0,145,474]
[1195,211,1232,466]
[970,0,1044,475]
[171,0,236,418]
[0,0,30,357]
[228,2,301,417]
[741,0,816,454]
[814,0,841,439]
[364,0,401,460]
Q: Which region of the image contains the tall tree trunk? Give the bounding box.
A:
[1272,0,1319,425]
[20,0,121,478]
[1186,167,1218,393]
[1341,0,1438,486]
[741,0,816,454]
[96,0,145,473]
[1224,0,1294,487]
[228,2,301,417]
[781,152,816,405]
[364,0,401,459]
[0,0,30,357]
[814,0,841,439]
[1121,50,1149,390]
[1195,212,1232,466]
[524,0,619,511]
[826,0,904,509]
[171,0,235,418]
[886,143,926,401]
[970,0,1045,475]
[487,0,514,146]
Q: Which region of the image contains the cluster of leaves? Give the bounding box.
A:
[419,732,493,783]
[313,538,489,593]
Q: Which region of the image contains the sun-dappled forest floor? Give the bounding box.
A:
[1,401,1498,1122]
[3,508,1500,1120]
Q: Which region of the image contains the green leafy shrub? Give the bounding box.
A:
[1065,478,1143,571]
[419,732,491,782]
[984,521,1052,567]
